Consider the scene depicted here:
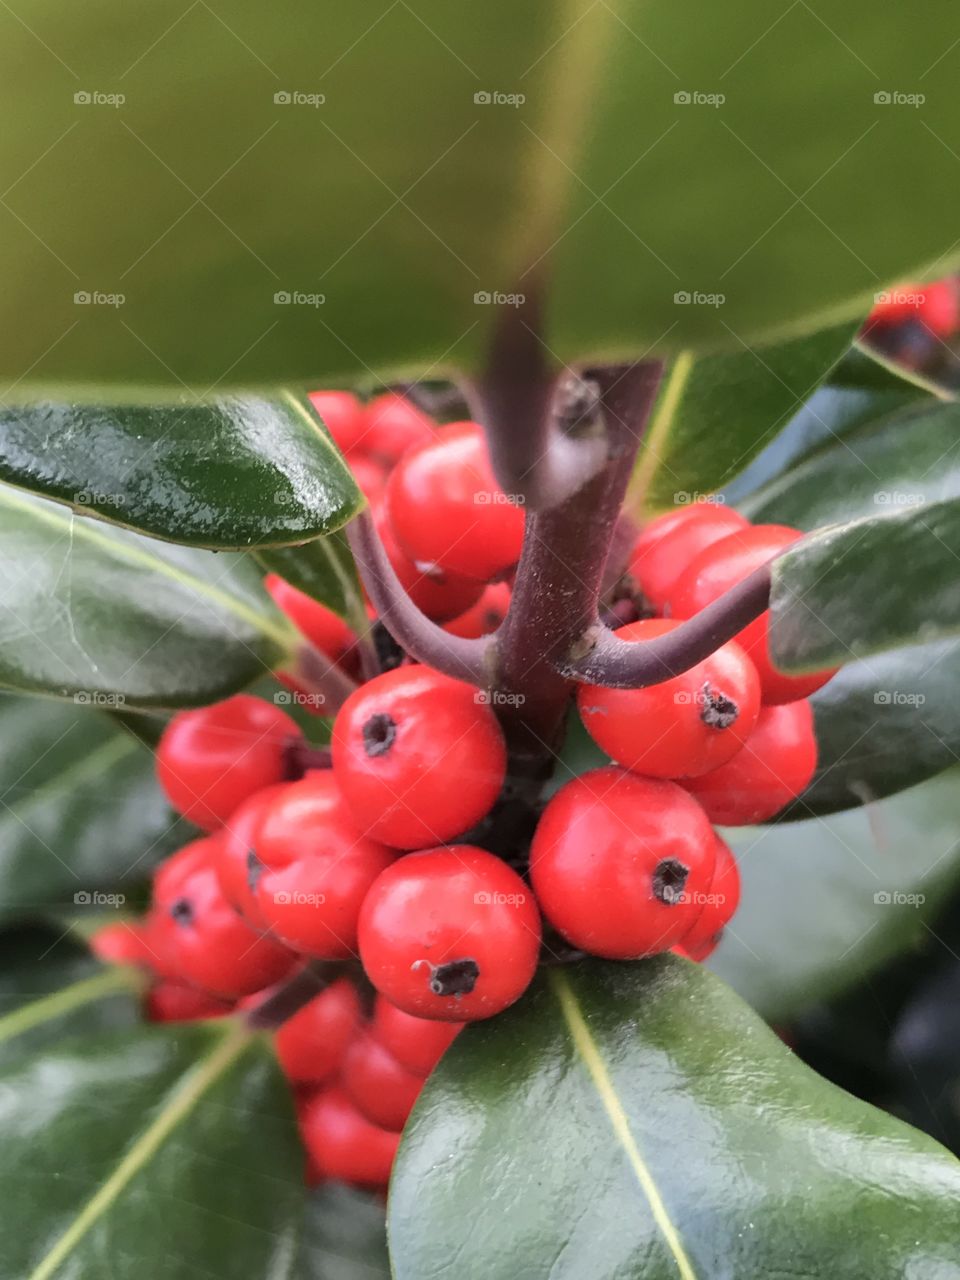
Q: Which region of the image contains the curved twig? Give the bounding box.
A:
[556,564,772,688]
[346,512,493,687]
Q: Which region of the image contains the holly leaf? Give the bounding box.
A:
[628,321,855,513]
[301,1184,390,1280]
[0,395,361,550]
[0,485,295,707]
[0,694,189,920]
[711,767,960,1020]
[256,528,365,626]
[3,6,960,390]
[0,1023,303,1280]
[390,956,960,1279]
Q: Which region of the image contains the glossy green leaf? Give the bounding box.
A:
[0,485,296,706]
[0,693,189,918]
[3,8,960,392]
[0,1023,303,1279]
[390,956,960,1279]
[256,528,365,627]
[302,1185,389,1280]
[769,495,960,672]
[711,767,960,1020]
[628,322,855,513]
[0,394,361,549]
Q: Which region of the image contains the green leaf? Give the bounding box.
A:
[711,767,960,1020]
[0,694,190,919]
[0,485,296,706]
[628,321,855,513]
[0,394,361,549]
[256,528,365,627]
[301,1185,389,1280]
[4,8,960,391]
[1,1024,302,1280]
[769,495,960,672]
[390,956,960,1279]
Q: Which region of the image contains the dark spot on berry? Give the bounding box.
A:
[652,859,689,905]
[246,849,264,893]
[699,681,739,730]
[362,712,397,757]
[372,621,405,673]
[169,896,193,926]
[429,958,480,997]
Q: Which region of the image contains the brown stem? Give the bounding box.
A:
[279,643,358,714]
[245,960,339,1030]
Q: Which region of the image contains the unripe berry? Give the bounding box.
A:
[577,618,761,778]
[529,769,718,959]
[156,695,302,831]
[332,666,507,849]
[358,846,541,1021]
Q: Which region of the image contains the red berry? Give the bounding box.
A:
[149,837,296,998]
[674,834,741,962]
[145,980,233,1023]
[214,783,288,927]
[629,504,747,613]
[371,995,463,1076]
[299,1085,400,1188]
[275,977,363,1085]
[254,772,396,958]
[358,846,541,1021]
[308,390,367,454]
[341,1032,425,1131]
[577,619,760,778]
[349,454,389,505]
[377,513,484,622]
[919,280,959,338]
[362,393,436,466]
[156,695,302,831]
[683,699,817,825]
[386,422,525,583]
[529,769,718,959]
[666,524,838,704]
[89,921,150,968]
[442,582,511,638]
[264,574,358,671]
[332,667,507,849]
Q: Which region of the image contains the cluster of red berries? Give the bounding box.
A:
[862,277,959,342]
[89,391,833,1192]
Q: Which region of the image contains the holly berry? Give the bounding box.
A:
[264,574,358,673]
[629,504,747,613]
[577,618,760,778]
[674,835,741,962]
[299,1085,400,1188]
[386,422,525,583]
[349,454,389,506]
[213,782,287,926]
[358,846,541,1021]
[156,695,302,831]
[89,921,150,968]
[666,524,838,704]
[529,768,718,959]
[275,977,363,1085]
[443,582,511,639]
[370,995,463,1076]
[148,837,296,998]
[254,772,396,958]
[145,980,233,1023]
[682,699,817,824]
[362,392,436,466]
[308,390,367,454]
[376,512,484,622]
[332,666,507,849]
[341,1032,425,1131]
